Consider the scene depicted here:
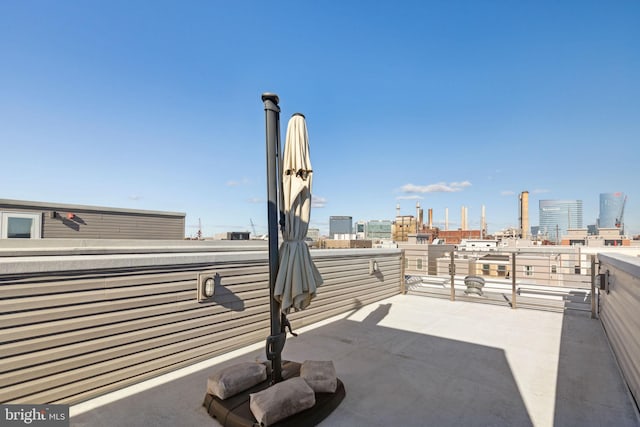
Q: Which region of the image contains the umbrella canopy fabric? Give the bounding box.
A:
[274,114,323,312]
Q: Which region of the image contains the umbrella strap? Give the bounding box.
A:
[281,312,298,337]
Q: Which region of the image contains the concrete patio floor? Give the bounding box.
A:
[70,294,639,427]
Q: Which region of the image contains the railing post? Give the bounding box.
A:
[590,254,596,319]
[450,251,455,301]
[400,251,406,295]
[511,252,517,309]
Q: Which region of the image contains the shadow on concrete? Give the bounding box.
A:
[297,318,534,427]
[361,303,391,326]
[71,316,533,426]
[341,297,365,320]
[554,311,639,426]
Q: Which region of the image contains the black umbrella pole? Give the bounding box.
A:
[262,93,283,383]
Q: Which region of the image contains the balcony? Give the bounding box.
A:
[1,241,639,426]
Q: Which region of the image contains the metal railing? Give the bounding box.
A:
[406,248,598,317]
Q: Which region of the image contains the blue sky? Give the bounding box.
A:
[1,1,638,237]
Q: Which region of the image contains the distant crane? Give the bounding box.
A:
[249,219,269,240]
[188,218,203,240]
[250,219,257,238]
[615,196,627,233]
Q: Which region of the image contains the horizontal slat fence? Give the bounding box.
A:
[598,253,640,409]
[0,247,401,404]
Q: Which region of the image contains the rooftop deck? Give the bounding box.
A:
[70,294,639,427]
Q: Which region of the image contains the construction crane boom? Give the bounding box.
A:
[615,196,627,231]
[250,219,257,237]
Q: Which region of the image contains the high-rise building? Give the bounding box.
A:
[539,200,583,243]
[329,216,352,238]
[598,192,625,229]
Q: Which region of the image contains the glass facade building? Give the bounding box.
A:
[598,192,625,229]
[329,216,353,238]
[538,200,583,243]
[365,220,393,239]
[354,220,393,240]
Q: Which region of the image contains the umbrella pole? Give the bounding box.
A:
[262,93,283,383]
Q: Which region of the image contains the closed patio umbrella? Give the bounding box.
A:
[202,97,343,427]
[274,113,323,312]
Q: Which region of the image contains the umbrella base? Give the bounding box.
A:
[203,361,345,427]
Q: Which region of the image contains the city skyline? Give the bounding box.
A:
[319,192,624,239]
[1,2,638,237]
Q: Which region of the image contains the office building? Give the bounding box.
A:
[354,219,393,240]
[329,216,352,238]
[539,200,583,243]
[366,220,393,239]
[307,228,320,241]
[599,192,626,229]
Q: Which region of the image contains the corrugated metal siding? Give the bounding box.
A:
[598,253,640,407]
[0,249,401,404]
[0,201,184,239]
[42,211,185,239]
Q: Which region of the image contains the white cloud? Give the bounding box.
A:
[128,195,142,201]
[227,178,249,187]
[450,181,472,188]
[247,197,263,204]
[400,181,472,194]
[501,190,516,196]
[396,195,424,200]
[312,195,327,208]
[532,188,550,194]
